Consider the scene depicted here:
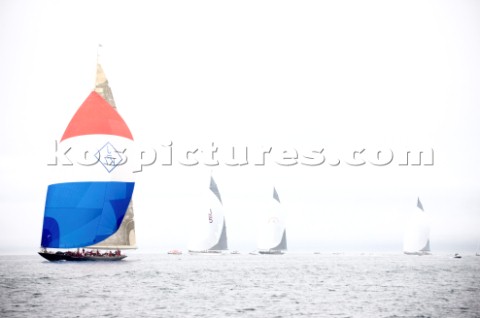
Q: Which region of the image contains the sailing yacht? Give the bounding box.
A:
[403,197,430,255]
[38,49,136,261]
[257,188,287,255]
[188,176,228,254]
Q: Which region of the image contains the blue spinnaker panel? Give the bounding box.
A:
[40,181,134,248]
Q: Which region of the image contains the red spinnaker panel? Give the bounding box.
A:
[61,92,133,141]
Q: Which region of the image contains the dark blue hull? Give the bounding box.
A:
[38,252,127,262]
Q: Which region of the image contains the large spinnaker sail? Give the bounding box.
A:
[40,60,136,249]
[257,187,287,252]
[188,176,228,252]
[403,197,430,255]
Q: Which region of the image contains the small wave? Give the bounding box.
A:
[236,308,256,313]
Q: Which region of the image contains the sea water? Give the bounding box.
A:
[0,253,479,318]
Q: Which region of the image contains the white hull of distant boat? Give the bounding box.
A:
[403,251,430,256]
[258,249,284,255]
[188,250,227,255]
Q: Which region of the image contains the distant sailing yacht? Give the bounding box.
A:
[188,176,228,254]
[403,198,430,256]
[257,188,287,255]
[39,48,136,261]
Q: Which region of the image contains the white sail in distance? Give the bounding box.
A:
[258,187,287,254]
[188,176,228,253]
[403,197,430,255]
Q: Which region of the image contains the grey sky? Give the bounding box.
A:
[1,0,479,254]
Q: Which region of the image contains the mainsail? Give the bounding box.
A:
[40,53,136,251]
[403,197,431,255]
[258,187,287,254]
[88,61,136,250]
[188,176,228,252]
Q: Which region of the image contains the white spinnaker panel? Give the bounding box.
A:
[51,135,135,184]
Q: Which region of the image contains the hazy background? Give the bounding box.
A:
[1,0,479,254]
